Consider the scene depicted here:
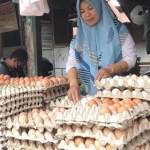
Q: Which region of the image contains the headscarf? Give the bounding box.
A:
[70,0,129,95]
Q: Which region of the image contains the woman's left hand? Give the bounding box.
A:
[95,67,112,81]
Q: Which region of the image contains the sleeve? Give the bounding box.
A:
[0,63,10,75]
[66,47,77,73]
[122,33,137,71]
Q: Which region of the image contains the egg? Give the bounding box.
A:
[4,75,10,80]
[35,130,43,138]
[74,137,85,147]
[63,124,67,130]
[124,103,134,109]
[119,101,126,106]
[85,138,95,148]
[88,99,98,107]
[82,125,88,133]
[100,107,112,115]
[35,141,40,148]
[48,112,55,118]
[123,98,132,103]
[105,144,112,150]
[19,112,27,116]
[65,137,73,145]
[72,124,77,132]
[112,98,120,103]
[113,103,122,108]
[103,128,113,137]
[39,111,47,116]
[132,121,139,129]
[95,98,102,104]
[46,110,51,114]
[94,140,101,150]
[117,106,128,114]
[12,127,22,135]
[108,105,118,112]
[32,112,39,119]
[41,79,50,87]
[34,116,44,124]
[41,114,50,120]
[53,107,60,113]
[114,129,127,140]
[133,98,142,104]
[134,147,140,150]
[92,125,99,134]
[31,109,39,114]
[28,129,36,137]
[102,98,111,104]
[19,114,28,124]
[60,108,66,113]
[43,143,48,149]
[102,102,111,107]
[129,101,137,106]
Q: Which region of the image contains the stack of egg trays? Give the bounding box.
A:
[58,131,150,150]
[54,101,150,129]
[0,125,7,150]
[7,138,59,150]
[56,118,150,149]
[94,75,150,91]
[6,112,58,133]
[41,79,69,103]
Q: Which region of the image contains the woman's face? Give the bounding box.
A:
[80,0,99,26]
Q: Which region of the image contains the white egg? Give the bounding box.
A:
[131,74,138,80]
[137,77,145,87]
[118,78,125,86]
[81,98,88,106]
[109,78,117,87]
[113,75,120,81]
[112,88,121,96]
[100,78,107,86]
[142,91,148,97]
[127,78,135,87]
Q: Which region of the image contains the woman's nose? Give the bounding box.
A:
[85,10,90,17]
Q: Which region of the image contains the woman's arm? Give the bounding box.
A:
[95,33,137,80]
[66,48,80,102]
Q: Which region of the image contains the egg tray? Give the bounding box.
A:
[0,84,43,99]
[0,96,43,113]
[56,120,150,148]
[95,88,150,102]
[0,137,7,149]
[6,129,58,144]
[49,95,95,108]
[0,103,42,119]
[0,92,43,105]
[7,138,59,150]
[94,75,150,91]
[0,128,6,137]
[6,113,58,133]
[55,102,150,128]
[58,130,150,150]
[43,86,69,103]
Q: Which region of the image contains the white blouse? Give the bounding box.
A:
[66,33,137,73]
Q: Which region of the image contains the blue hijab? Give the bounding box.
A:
[70,0,129,95]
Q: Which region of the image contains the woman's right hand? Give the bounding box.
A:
[67,80,80,103]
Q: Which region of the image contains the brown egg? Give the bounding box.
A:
[24,77,30,81]
[39,111,47,116]
[112,98,120,103]
[25,80,31,86]
[4,75,10,80]
[5,79,10,84]
[100,107,112,115]
[123,98,132,103]
[0,79,4,84]
[39,76,44,80]
[19,80,25,85]
[85,138,95,148]
[82,125,88,133]
[65,137,73,145]
[14,80,19,85]
[32,112,39,119]
[88,99,98,107]
[129,101,137,106]
[117,106,128,113]
[28,129,36,137]
[35,130,43,138]
[109,105,118,112]
[31,81,36,86]
[119,101,126,106]
[50,77,59,84]
[94,140,101,150]
[60,108,66,113]
[53,107,60,113]
[105,144,112,150]
[103,127,113,137]
[49,80,54,86]
[124,103,134,109]
[114,103,122,108]
[114,129,127,140]
[29,77,35,81]
[41,79,50,87]
[48,112,55,118]
[34,76,39,81]
[102,98,111,104]
[92,125,99,134]
[74,137,85,147]
[102,102,111,107]
[0,74,4,79]
[133,98,142,104]
[34,116,44,124]
[72,124,77,132]
[46,110,51,114]
[95,98,102,104]
[32,109,39,114]
[19,112,27,116]
[19,115,28,124]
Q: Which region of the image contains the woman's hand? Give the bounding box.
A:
[95,67,112,81]
[67,80,80,103]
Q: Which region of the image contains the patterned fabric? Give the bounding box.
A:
[70,0,129,95]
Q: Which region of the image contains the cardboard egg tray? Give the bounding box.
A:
[7,138,59,150]
[0,137,7,149]
[43,86,69,103]
[0,102,42,119]
[6,128,58,144]
[94,75,150,91]
[6,112,58,133]
[95,88,150,101]
[55,119,150,148]
[49,96,95,108]
[58,130,150,150]
[0,96,43,113]
[55,102,150,129]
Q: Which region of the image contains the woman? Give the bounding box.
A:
[66,0,136,102]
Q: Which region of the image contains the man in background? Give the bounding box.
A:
[0,49,28,77]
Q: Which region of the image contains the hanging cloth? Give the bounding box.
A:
[19,0,50,16]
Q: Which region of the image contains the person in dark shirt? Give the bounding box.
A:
[42,57,53,77]
[0,49,28,77]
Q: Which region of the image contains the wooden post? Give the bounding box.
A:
[25,16,42,76]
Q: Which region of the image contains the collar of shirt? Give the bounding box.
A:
[1,57,14,72]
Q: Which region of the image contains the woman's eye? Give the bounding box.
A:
[80,11,84,13]
[89,7,93,10]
